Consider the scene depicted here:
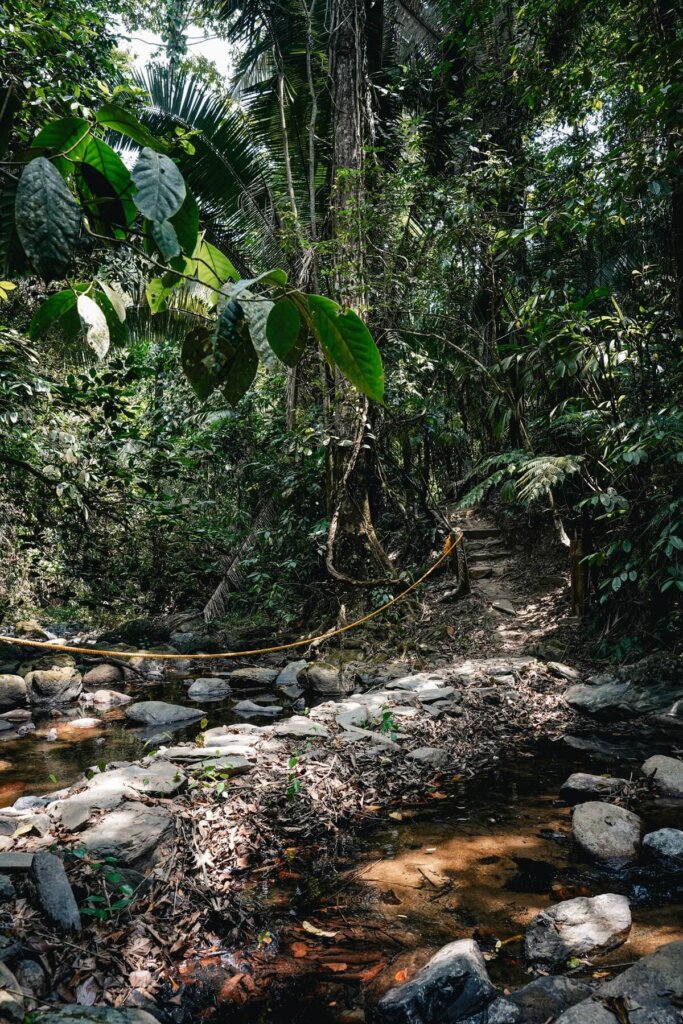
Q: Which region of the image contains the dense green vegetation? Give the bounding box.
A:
[0,0,681,652]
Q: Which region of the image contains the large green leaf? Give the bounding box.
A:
[15,157,81,280]
[229,268,288,301]
[266,297,307,367]
[131,147,186,221]
[77,294,109,358]
[151,219,181,259]
[170,190,199,254]
[195,239,238,294]
[28,288,77,340]
[31,118,91,173]
[96,103,162,151]
[181,327,219,401]
[181,308,256,403]
[218,300,258,405]
[239,288,276,370]
[306,295,384,402]
[77,138,136,232]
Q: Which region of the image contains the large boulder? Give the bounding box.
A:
[0,674,26,709]
[524,894,631,967]
[31,851,81,932]
[643,828,683,870]
[276,660,308,687]
[227,667,279,688]
[91,689,131,706]
[508,976,594,1023]
[77,805,172,866]
[559,773,628,805]
[642,754,683,797]
[25,667,82,704]
[373,938,496,1023]
[555,940,683,1024]
[564,653,683,720]
[572,801,641,867]
[82,663,124,687]
[125,701,205,726]
[298,662,355,698]
[187,677,232,698]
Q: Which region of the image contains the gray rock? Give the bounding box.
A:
[572,802,641,867]
[13,957,47,998]
[559,773,628,804]
[0,675,27,709]
[558,734,633,763]
[298,662,354,698]
[0,962,23,1022]
[374,938,495,1023]
[653,698,683,734]
[643,827,683,869]
[78,805,172,866]
[32,1008,159,1024]
[66,717,102,730]
[556,939,683,1024]
[406,746,448,767]
[0,875,14,900]
[642,754,683,797]
[0,707,30,721]
[276,660,308,687]
[492,599,516,615]
[273,715,328,738]
[83,663,124,686]
[187,676,231,698]
[125,701,205,725]
[547,662,581,682]
[525,894,631,967]
[0,853,34,871]
[565,654,683,720]
[228,667,279,687]
[233,699,282,716]
[91,689,131,705]
[51,761,185,832]
[25,667,82,704]
[482,999,521,1023]
[509,976,593,1023]
[31,851,81,931]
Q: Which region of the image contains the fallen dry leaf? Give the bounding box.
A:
[302,920,336,939]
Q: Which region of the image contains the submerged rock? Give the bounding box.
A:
[643,828,683,870]
[25,667,82,704]
[373,938,495,1023]
[0,675,27,709]
[559,773,628,804]
[564,654,683,720]
[524,894,631,967]
[125,701,205,725]
[228,667,279,687]
[642,754,683,797]
[31,851,81,932]
[233,699,282,716]
[572,801,641,867]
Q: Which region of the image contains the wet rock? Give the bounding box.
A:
[509,976,593,1023]
[642,828,683,870]
[25,667,82,704]
[0,675,26,709]
[125,701,205,725]
[406,746,448,767]
[78,805,172,866]
[91,689,131,705]
[0,875,14,900]
[31,851,81,932]
[559,773,628,804]
[66,717,101,730]
[228,667,279,688]
[374,938,495,1023]
[51,762,186,832]
[233,699,282,716]
[555,939,683,1024]
[653,698,683,734]
[83,663,124,687]
[276,660,308,687]
[558,734,633,763]
[17,722,36,736]
[525,894,630,967]
[298,662,354,697]
[0,962,24,1023]
[273,715,329,738]
[0,708,30,721]
[33,1008,159,1023]
[13,957,47,999]
[481,999,521,1023]
[187,677,231,698]
[547,662,581,682]
[564,654,683,720]
[572,802,641,867]
[642,754,683,797]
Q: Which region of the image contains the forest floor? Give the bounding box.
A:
[0,513,682,1023]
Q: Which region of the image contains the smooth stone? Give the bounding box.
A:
[125,701,205,725]
[406,746,448,767]
[64,717,101,730]
[83,664,124,686]
[559,734,632,762]
[91,689,131,705]
[31,851,81,932]
[0,875,14,900]
[547,662,581,682]
[559,773,628,804]
[275,660,308,687]
[13,957,48,998]
[0,675,27,710]
[0,853,34,871]
[187,677,232,698]
[565,655,683,719]
[51,762,186,830]
[227,667,279,687]
[509,977,593,1023]
[273,715,328,738]
[0,962,23,1023]
[336,703,369,729]
[204,723,265,738]
[386,672,450,691]
[297,663,354,697]
[233,699,282,717]
[77,805,172,866]
[492,599,516,615]
[0,708,30,721]
[34,1008,159,1024]
[191,755,252,774]
[524,894,631,967]
[642,754,683,797]
[556,939,683,1024]
[642,828,683,869]
[572,802,641,867]
[25,668,82,705]
[374,938,495,1024]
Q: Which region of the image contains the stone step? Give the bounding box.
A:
[463,525,501,540]
[468,550,511,563]
[469,564,505,580]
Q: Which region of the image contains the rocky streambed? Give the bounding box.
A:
[0,633,682,1023]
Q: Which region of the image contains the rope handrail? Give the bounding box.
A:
[0,532,463,661]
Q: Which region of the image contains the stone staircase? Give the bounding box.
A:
[452,512,518,617]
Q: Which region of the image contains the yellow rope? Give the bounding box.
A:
[0,532,463,661]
